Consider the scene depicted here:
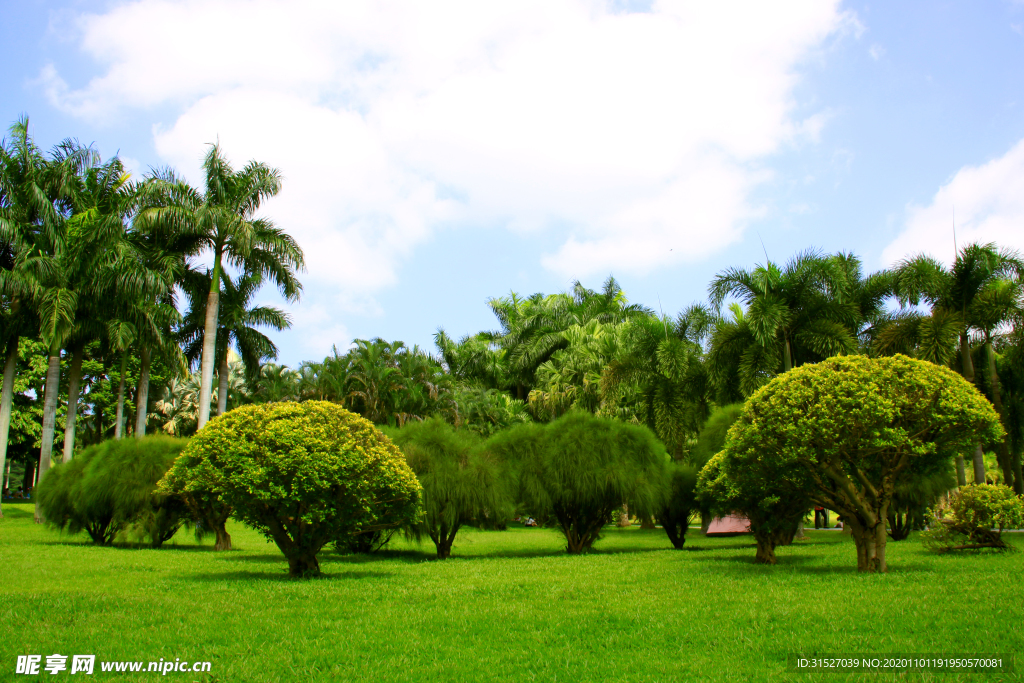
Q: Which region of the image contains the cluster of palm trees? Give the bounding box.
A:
[4,115,1021,515]
[442,252,1023,493]
[0,119,303,518]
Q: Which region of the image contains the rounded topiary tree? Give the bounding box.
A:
[696,450,814,564]
[159,401,421,577]
[722,354,1003,572]
[390,418,513,559]
[489,412,669,554]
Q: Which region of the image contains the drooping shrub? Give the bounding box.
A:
[36,455,122,545]
[922,484,1024,552]
[35,436,189,546]
[82,436,190,547]
[160,401,422,577]
[488,412,669,554]
[390,418,513,558]
[657,462,698,549]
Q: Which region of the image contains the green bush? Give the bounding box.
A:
[922,484,1024,552]
[35,436,189,546]
[160,401,422,577]
[488,412,669,554]
[711,354,1003,572]
[390,418,513,558]
[657,462,698,549]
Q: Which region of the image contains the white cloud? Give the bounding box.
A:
[882,137,1024,267]
[869,43,885,60]
[45,0,848,311]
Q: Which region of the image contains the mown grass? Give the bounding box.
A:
[2,501,1021,682]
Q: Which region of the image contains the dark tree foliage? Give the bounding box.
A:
[389,418,513,559]
[488,412,669,554]
[35,436,188,545]
[82,436,190,547]
[657,462,698,549]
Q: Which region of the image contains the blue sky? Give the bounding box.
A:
[3,0,1024,368]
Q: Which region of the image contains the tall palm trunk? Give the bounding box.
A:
[783,336,793,372]
[985,341,1015,488]
[114,351,127,439]
[62,343,85,463]
[134,346,152,440]
[35,350,62,523]
[217,356,229,416]
[197,261,222,430]
[0,337,19,519]
[959,331,978,485]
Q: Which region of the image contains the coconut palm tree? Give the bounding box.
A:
[0,117,61,517]
[709,250,860,375]
[136,144,303,430]
[892,242,1024,484]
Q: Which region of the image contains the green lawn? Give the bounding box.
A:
[2,501,1021,682]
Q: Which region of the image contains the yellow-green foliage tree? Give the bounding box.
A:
[159,401,421,576]
[389,418,513,559]
[721,354,1003,573]
[697,450,813,564]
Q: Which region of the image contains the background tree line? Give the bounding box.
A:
[3,117,1022,523]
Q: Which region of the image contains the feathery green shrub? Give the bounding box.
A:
[488,412,669,554]
[35,436,189,546]
[657,462,698,549]
[390,418,513,558]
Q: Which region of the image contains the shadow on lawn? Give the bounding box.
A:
[188,568,395,583]
[0,506,36,520]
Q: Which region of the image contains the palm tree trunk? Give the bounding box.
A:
[1012,449,1023,496]
[958,331,978,485]
[972,443,986,485]
[134,346,152,440]
[955,456,967,488]
[783,337,793,372]
[0,337,18,519]
[985,341,1014,486]
[217,356,229,416]
[36,350,62,523]
[114,351,127,439]
[197,264,222,431]
[62,343,85,463]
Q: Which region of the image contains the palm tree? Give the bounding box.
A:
[0,117,60,517]
[180,269,291,416]
[137,144,303,430]
[709,250,860,375]
[892,242,1024,484]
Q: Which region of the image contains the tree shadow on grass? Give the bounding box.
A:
[0,506,36,520]
[188,569,395,583]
